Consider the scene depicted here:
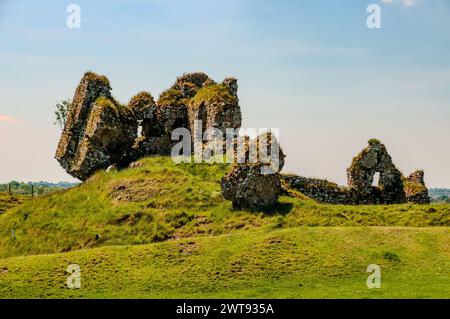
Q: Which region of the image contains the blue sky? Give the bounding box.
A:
[1,0,450,187]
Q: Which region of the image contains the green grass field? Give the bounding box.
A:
[0,157,449,298]
[1,227,448,298]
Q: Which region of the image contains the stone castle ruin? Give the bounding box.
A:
[282,139,430,205]
[55,71,241,180]
[347,139,406,204]
[56,71,430,209]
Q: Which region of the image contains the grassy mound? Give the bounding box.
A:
[0,156,449,259]
[0,226,448,298]
[0,193,29,214]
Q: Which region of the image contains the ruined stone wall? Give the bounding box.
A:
[283,140,430,205]
[221,132,284,210]
[404,170,431,204]
[55,71,242,180]
[347,139,406,204]
[55,72,431,208]
[55,72,136,180]
[281,175,350,204]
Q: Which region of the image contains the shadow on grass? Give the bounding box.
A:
[231,201,294,216]
[258,202,294,216]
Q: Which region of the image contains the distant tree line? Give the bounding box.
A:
[0,181,78,196]
[429,188,450,203]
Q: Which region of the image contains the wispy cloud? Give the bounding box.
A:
[0,114,20,124]
[381,0,415,6]
[223,43,366,58]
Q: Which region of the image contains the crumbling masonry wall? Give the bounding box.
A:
[55,72,430,207]
[282,140,430,205]
[55,71,241,180]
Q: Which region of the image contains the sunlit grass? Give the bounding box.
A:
[0,156,448,259]
[0,226,448,298]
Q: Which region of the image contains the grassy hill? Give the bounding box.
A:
[0,193,29,215]
[0,156,449,298]
[0,227,448,298]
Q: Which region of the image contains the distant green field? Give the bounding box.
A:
[0,157,448,298]
[0,227,448,298]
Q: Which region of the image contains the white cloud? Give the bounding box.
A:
[0,114,20,123]
[380,0,415,6]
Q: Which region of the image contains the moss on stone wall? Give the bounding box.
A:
[83,71,111,90]
[94,96,133,119]
[368,138,381,145]
[95,96,117,109]
[190,84,236,106]
[157,88,187,108]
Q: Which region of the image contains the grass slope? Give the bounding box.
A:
[0,193,29,215]
[0,227,448,298]
[0,157,449,259]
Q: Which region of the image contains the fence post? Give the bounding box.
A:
[8,183,11,195]
[31,185,34,198]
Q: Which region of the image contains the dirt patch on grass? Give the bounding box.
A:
[109,178,161,202]
[111,211,153,226]
[0,266,8,275]
[0,194,28,214]
[177,241,199,255]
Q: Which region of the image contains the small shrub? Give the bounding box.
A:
[165,211,194,228]
[382,251,401,262]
